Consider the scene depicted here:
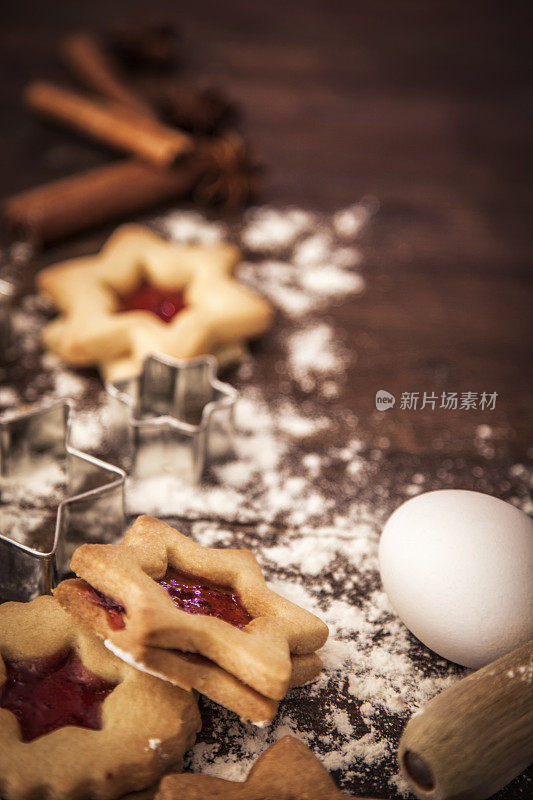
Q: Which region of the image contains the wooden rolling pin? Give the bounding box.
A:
[399,639,533,800]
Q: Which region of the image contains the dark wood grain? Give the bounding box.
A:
[1,0,532,457]
[0,2,532,799]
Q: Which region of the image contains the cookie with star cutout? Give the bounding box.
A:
[54,515,328,704]
[45,590,323,726]
[0,595,200,800]
[37,224,272,380]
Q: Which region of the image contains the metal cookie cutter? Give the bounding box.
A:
[0,279,14,360]
[0,400,125,602]
[106,353,238,484]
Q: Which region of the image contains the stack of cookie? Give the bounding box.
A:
[55,514,329,725]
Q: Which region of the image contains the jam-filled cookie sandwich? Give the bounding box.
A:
[37,224,273,381]
[55,515,328,725]
[0,595,200,800]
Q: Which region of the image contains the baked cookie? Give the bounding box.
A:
[155,735,358,799]
[49,586,322,725]
[37,224,272,381]
[55,515,328,702]
[0,595,200,800]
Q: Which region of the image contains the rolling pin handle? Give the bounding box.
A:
[402,750,435,791]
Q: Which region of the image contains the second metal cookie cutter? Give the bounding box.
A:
[106,353,238,484]
[0,400,125,602]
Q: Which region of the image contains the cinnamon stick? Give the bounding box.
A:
[3,135,256,243]
[25,81,193,167]
[3,159,202,243]
[61,31,155,117]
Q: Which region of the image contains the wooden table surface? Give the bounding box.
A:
[2,0,532,458]
[1,1,532,798]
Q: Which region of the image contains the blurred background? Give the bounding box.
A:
[1,0,532,456]
[1,4,532,798]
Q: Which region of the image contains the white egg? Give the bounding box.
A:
[379,490,533,668]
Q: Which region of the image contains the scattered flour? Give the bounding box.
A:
[157,210,226,244]
[474,423,496,459]
[241,207,315,251]
[0,454,65,508]
[0,452,66,550]
[148,738,162,751]
[125,388,342,524]
[333,199,378,238]
[238,258,363,319]
[237,203,366,325]
[184,518,461,795]
[287,323,346,391]
[3,204,530,798]
[53,369,86,399]
[0,386,18,406]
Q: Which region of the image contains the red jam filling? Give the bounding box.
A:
[0,650,116,742]
[158,567,252,628]
[119,281,186,323]
[78,582,126,630]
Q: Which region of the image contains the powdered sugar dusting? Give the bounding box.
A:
[2,204,532,798]
[287,323,346,392]
[241,208,314,251]
[238,208,365,321]
[125,389,342,524]
[156,209,226,244]
[183,518,461,795]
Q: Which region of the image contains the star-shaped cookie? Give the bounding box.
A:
[155,735,364,799]
[37,224,272,381]
[0,596,200,800]
[48,602,323,725]
[55,515,328,704]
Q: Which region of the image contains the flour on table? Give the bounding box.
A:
[286,323,346,392]
[333,198,379,238]
[0,386,18,406]
[124,388,344,524]
[4,204,530,798]
[183,518,461,796]
[0,451,66,550]
[241,207,315,251]
[53,369,86,399]
[237,206,365,320]
[156,209,226,244]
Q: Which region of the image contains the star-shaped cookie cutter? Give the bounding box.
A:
[105,352,238,483]
[0,278,14,360]
[156,735,365,799]
[0,400,125,601]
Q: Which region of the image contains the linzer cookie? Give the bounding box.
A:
[55,515,328,704]
[37,224,272,380]
[155,735,358,799]
[0,595,200,800]
[48,591,322,725]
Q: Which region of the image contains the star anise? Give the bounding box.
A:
[193,133,262,208]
